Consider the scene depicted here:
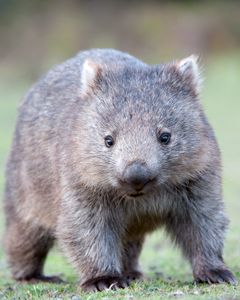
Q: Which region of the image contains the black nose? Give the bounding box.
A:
[122,162,153,191]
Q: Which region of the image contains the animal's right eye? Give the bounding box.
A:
[104,135,114,148]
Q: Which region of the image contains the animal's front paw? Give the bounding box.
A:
[194,268,237,285]
[81,275,129,292]
[125,270,143,283]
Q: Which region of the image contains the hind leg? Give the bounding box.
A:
[4,219,62,283]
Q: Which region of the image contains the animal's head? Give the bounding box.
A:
[76,56,213,198]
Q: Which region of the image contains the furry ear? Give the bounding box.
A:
[81,59,102,95]
[176,55,202,94]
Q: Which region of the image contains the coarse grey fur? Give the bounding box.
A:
[3,49,236,291]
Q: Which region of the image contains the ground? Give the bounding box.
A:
[0,53,239,299]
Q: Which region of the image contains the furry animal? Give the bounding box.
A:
[4,49,236,291]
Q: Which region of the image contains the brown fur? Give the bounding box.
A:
[3,49,236,291]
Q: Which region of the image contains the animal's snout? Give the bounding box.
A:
[121,161,154,192]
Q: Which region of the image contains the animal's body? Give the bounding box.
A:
[4,49,236,291]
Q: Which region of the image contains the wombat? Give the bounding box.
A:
[4,49,236,291]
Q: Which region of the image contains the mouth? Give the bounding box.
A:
[128,192,144,198]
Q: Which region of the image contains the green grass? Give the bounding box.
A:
[0,53,240,299]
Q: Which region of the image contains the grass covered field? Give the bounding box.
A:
[0,53,240,299]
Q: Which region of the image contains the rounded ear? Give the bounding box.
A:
[176,55,202,94]
[81,59,102,95]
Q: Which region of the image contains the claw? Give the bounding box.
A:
[195,268,237,285]
[81,275,129,292]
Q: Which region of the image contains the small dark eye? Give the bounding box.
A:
[104,135,114,148]
[158,132,171,145]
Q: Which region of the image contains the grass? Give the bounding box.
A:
[0,53,240,299]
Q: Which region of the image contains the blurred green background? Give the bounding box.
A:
[0,1,240,299]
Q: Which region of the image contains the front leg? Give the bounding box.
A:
[122,237,144,283]
[57,189,127,292]
[165,174,237,285]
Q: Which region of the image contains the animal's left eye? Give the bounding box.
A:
[157,132,171,145]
